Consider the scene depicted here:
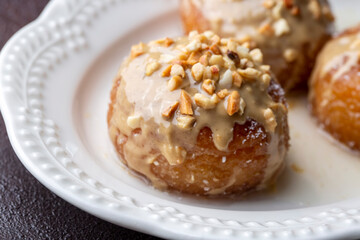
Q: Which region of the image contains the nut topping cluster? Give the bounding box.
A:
[260,0,334,62]
[130,31,277,131]
[262,0,334,22]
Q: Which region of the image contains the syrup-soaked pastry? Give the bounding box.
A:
[108,31,289,195]
[179,0,334,91]
[310,26,360,151]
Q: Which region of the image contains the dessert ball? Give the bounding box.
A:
[180,0,335,91]
[108,31,289,195]
[310,26,360,151]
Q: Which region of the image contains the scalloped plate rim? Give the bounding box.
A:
[1,0,360,239]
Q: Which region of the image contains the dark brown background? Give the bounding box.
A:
[0,1,160,239]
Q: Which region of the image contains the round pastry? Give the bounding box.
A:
[309,26,360,151]
[108,31,289,195]
[179,0,335,91]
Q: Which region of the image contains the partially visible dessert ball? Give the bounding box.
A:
[180,0,335,91]
[310,26,360,151]
[108,31,289,195]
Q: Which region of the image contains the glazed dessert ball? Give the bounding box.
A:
[180,0,335,91]
[310,26,360,151]
[108,31,289,195]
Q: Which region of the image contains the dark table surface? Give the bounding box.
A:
[0,1,160,239]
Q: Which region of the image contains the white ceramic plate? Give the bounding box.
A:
[1,0,360,239]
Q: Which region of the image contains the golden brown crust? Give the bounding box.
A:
[310,27,360,151]
[107,78,121,126]
[150,122,269,195]
[311,58,360,151]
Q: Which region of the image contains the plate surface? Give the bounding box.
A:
[1,0,360,239]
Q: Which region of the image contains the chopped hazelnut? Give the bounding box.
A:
[261,73,271,86]
[308,0,321,19]
[199,54,209,66]
[273,18,291,36]
[203,66,212,80]
[210,44,221,55]
[217,89,230,99]
[227,91,240,116]
[171,64,185,78]
[238,68,262,80]
[194,93,219,109]
[263,108,277,132]
[186,39,201,52]
[168,75,183,91]
[195,34,207,43]
[260,65,271,72]
[227,40,237,52]
[204,31,215,39]
[240,58,249,69]
[161,65,172,77]
[220,38,229,46]
[246,61,255,68]
[201,43,209,50]
[176,115,196,129]
[178,52,189,60]
[283,48,298,63]
[145,61,161,76]
[219,69,233,89]
[202,79,216,95]
[241,41,251,49]
[191,63,205,82]
[154,37,174,47]
[223,56,236,70]
[211,35,221,45]
[272,2,283,19]
[162,102,179,119]
[258,23,274,36]
[239,98,246,115]
[249,49,263,64]
[187,51,201,65]
[164,37,174,47]
[179,90,193,115]
[171,59,187,68]
[127,115,141,129]
[232,71,243,88]
[236,45,250,58]
[209,55,224,66]
[188,30,199,39]
[131,42,147,59]
[263,0,276,9]
[209,66,219,80]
